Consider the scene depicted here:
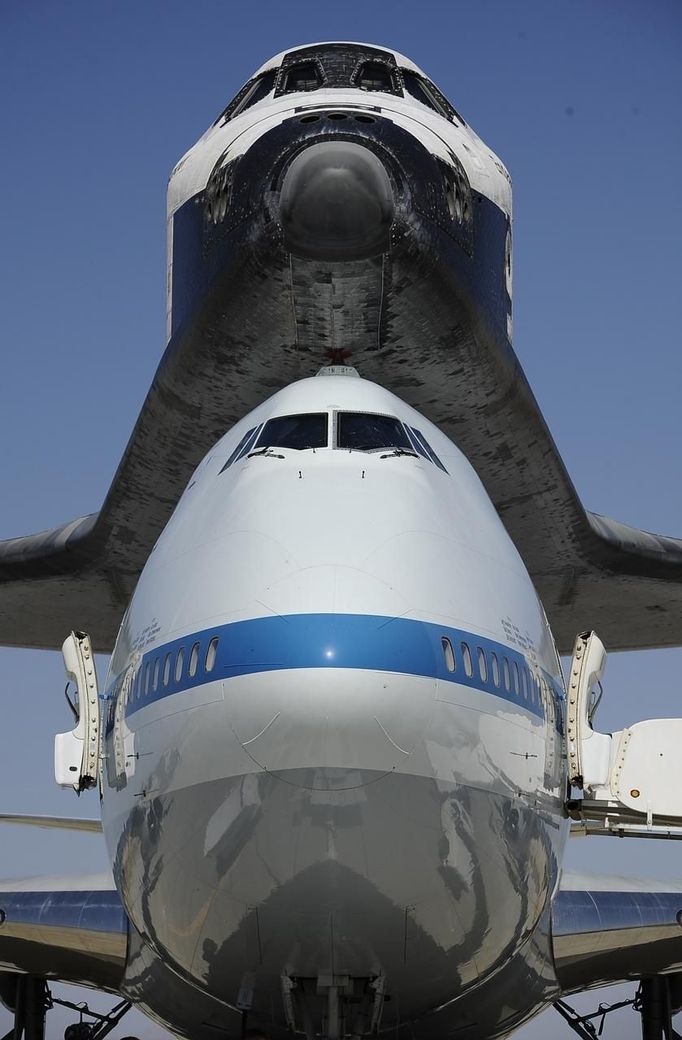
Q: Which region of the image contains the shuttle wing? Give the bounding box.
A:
[553,871,682,994]
[0,873,127,992]
[1,268,681,654]
[0,280,273,652]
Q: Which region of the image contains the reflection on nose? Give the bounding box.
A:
[279,140,395,260]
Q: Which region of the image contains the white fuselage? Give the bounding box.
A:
[101,371,567,1036]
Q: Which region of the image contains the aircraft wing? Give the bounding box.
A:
[0,814,103,833]
[553,871,682,994]
[1,268,682,654]
[0,872,127,992]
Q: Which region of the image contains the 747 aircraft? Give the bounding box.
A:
[2,41,682,1040]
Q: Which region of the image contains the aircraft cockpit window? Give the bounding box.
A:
[405,426,448,472]
[233,70,277,117]
[254,413,328,451]
[355,61,396,93]
[282,62,322,93]
[221,425,262,472]
[401,70,463,124]
[402,71,442,113]
[336,412,412,452]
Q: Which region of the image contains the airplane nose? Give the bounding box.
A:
[227,667,433,789]
[279,140,395,260]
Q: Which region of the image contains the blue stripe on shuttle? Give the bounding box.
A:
[106,614,562,726]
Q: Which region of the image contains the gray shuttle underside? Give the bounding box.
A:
[0,248,680,655]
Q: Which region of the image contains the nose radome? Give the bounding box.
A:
[279,140,395,261]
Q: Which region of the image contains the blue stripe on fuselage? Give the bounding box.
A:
[106,614,562,728]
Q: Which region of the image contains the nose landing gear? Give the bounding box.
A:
[280,973,386,1040]
[554,976,682,1039]
[0,975,136,1040]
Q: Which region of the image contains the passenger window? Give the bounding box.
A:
[337,412,412,451]
[163,653,171,687]
[461,642,473,678]
[512,662,520,696]
[144,662,151,696]
[521,667,528,700]
[441,636,456,673]
[406,426,448,472]
[283,62,322,92]
[206,637,219,673]
[152,657,160,692]
[356,61,395,92]
[255,413,328,451]
[189,642,200,678]
[503,657,511,692]
[175,647,185,683]
[220,425,262,472]
[477,647,488,682]
[491,652,500,687]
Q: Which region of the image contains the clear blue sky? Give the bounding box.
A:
[1,2,681,1037]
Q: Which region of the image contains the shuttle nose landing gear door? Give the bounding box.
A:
[567,631,682,838]
[54,631,100,793]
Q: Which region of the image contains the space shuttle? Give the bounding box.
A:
[3,42,682,1040]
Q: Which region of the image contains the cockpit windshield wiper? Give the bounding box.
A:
[247,447,285,459]
[379,447,419,459]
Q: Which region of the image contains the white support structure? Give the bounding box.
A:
[54,631,100,792]
[567,630,682,838]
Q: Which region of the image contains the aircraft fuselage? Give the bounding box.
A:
[102,373,567,1040]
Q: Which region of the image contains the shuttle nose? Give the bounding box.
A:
[279,140,394,260]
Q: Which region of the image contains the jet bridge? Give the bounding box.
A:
[566,631,682,839]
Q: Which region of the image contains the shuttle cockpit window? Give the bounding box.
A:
[401,71,442,113]
[254,412,328,451]
[354,61,397,93]
[401,70,464,125]
[233,70,277,116]
[282,62,323,93]
[213,69,277,125]
[336,412,413,452]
